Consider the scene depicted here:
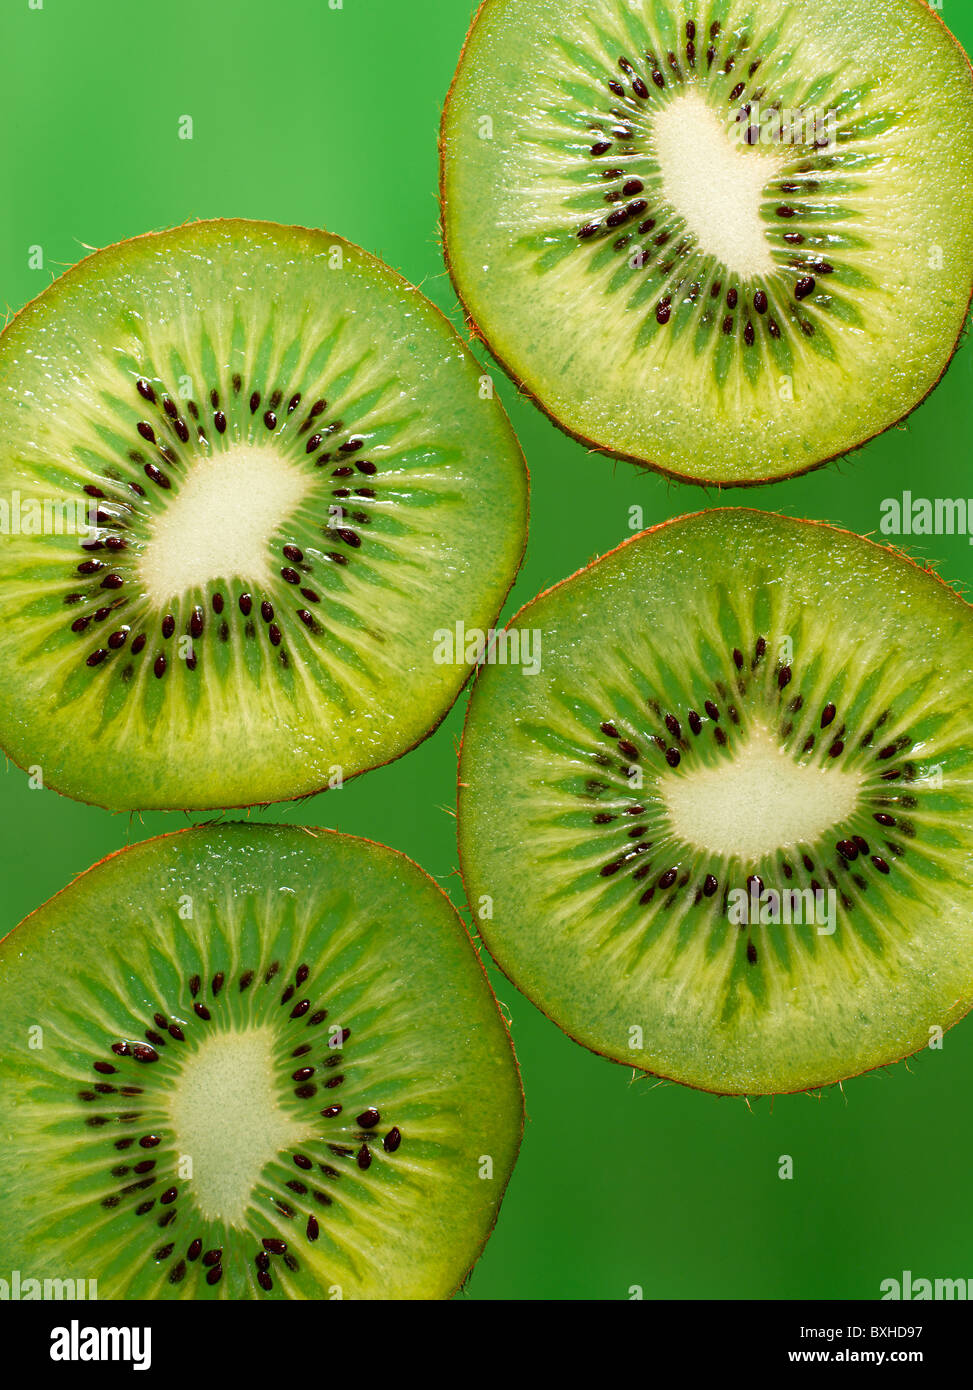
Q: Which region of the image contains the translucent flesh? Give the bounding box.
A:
[0,220,527,808]
[0,826,523,1299]
[442,0,973,482]
[458,510,973,1094]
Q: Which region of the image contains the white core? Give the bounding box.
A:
[651,89,786,279]
[138,447,313,604]
[166,1027,310,1225]
[662,723,863,860]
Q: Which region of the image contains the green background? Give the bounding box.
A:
[1,0,971,1300]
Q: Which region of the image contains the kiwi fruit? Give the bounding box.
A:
[440,0,973,485]
[0,824,522,1299]
[458,508,973,1096]
[0,219,527,810]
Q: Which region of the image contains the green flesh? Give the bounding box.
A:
[458,509,973,1095]
[441,0,973,484]
[0,825,522,1299]
[0,220,526,809]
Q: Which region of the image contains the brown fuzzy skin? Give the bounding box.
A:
[438,0,973,490]
[0,217,531,816]
[1,822,526,1298]
[454,507,973,1098]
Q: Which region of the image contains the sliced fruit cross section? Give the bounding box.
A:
[458,509,973,1094]
[0,825,523,1299]
[0,219,527,808]
[441,0,973,483]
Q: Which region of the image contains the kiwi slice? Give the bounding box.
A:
[441,0,973,484]
[458,509,973,1095]
[0,219,526,809]
[0,825,522,1298]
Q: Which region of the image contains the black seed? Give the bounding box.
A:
[874,813,896,827]
[778,666,792,690]
[829,740,845,757]
[688,710,702,735]
[264,411,277,430]
[659,868,678,890]
[821,703,837,728]
[142,458,172,491]
[746,940,758,965]
[190,607,204,638]
[837,840,858,861]
[194,1002,211,1021]
[308,1010,328,1026]
[665,748,681,768]
[356,1108,381,1129]
[258,1271,273,1292]
[872,855,890,875]
[375,1129,400,1160]
[590,140,612,156]
[153,654,166,678]
[704,700,719,722]
[795,276,816,300]
[715,727,727,746]
[290,998,310,1018]
[139,1135,161,1149]
[161,614,175,639]
[207,1265,223,1286]
[357,1145,372,1170]
[249,391,260,413]
[281,567,300,585]
[292,1067,315,1083]
[262,1238,287,1254]
[744,321,755,346]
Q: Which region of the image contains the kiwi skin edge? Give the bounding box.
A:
[0,216,530,816]
[454,507,973,1099]
[2,822,526,1297]
[438,0,973,491]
